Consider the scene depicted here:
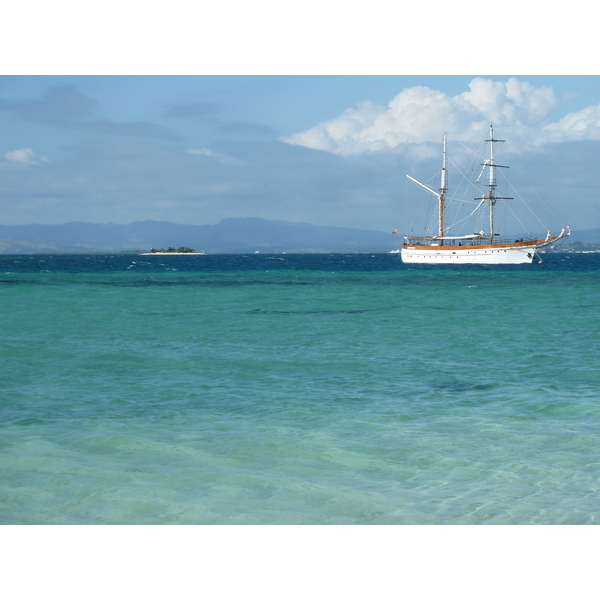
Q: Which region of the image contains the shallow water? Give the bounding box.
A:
[1,252,599,523]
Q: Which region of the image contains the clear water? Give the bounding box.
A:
[1,252,599,524]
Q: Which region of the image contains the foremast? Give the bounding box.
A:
[439,132,448,244]
[405,132,449,245]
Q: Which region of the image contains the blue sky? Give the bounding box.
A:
[1,4,598,235]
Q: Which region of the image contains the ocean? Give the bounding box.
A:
[1,251,599,525]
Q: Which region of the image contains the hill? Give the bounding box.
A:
[0,218,399,254]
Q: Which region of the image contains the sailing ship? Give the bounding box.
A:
[401,124,570,264]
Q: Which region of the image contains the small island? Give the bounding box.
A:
[140,246,207,255]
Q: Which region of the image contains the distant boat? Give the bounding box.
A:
[401,125,570,264]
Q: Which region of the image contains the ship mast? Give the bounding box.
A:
[483,124,513,244]
[439,132,448,244]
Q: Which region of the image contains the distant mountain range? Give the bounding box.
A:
[0,218,398,254]
[0,218,597,254]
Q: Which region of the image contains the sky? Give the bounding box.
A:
[1,4,599,236]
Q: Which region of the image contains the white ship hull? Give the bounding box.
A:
[401,244,535,264]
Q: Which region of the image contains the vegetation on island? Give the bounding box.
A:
[150,246,196,253]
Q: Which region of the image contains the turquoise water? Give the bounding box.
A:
[1,253,599,524]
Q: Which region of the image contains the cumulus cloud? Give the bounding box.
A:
[3,148,49,166]
[280,77,593,156]
[542,105,600,142]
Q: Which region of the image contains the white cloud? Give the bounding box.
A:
[187,148,215,156]
[542,105,600,142]
[3,147,49,166]
[281,77,600,157]
[186,147,242,165]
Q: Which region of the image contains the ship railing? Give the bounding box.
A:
[404,235,537,247]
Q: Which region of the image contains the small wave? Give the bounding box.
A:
[431,381,497,392]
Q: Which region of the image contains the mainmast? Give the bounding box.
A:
[439,132,448,244]
[484,124,510,244]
